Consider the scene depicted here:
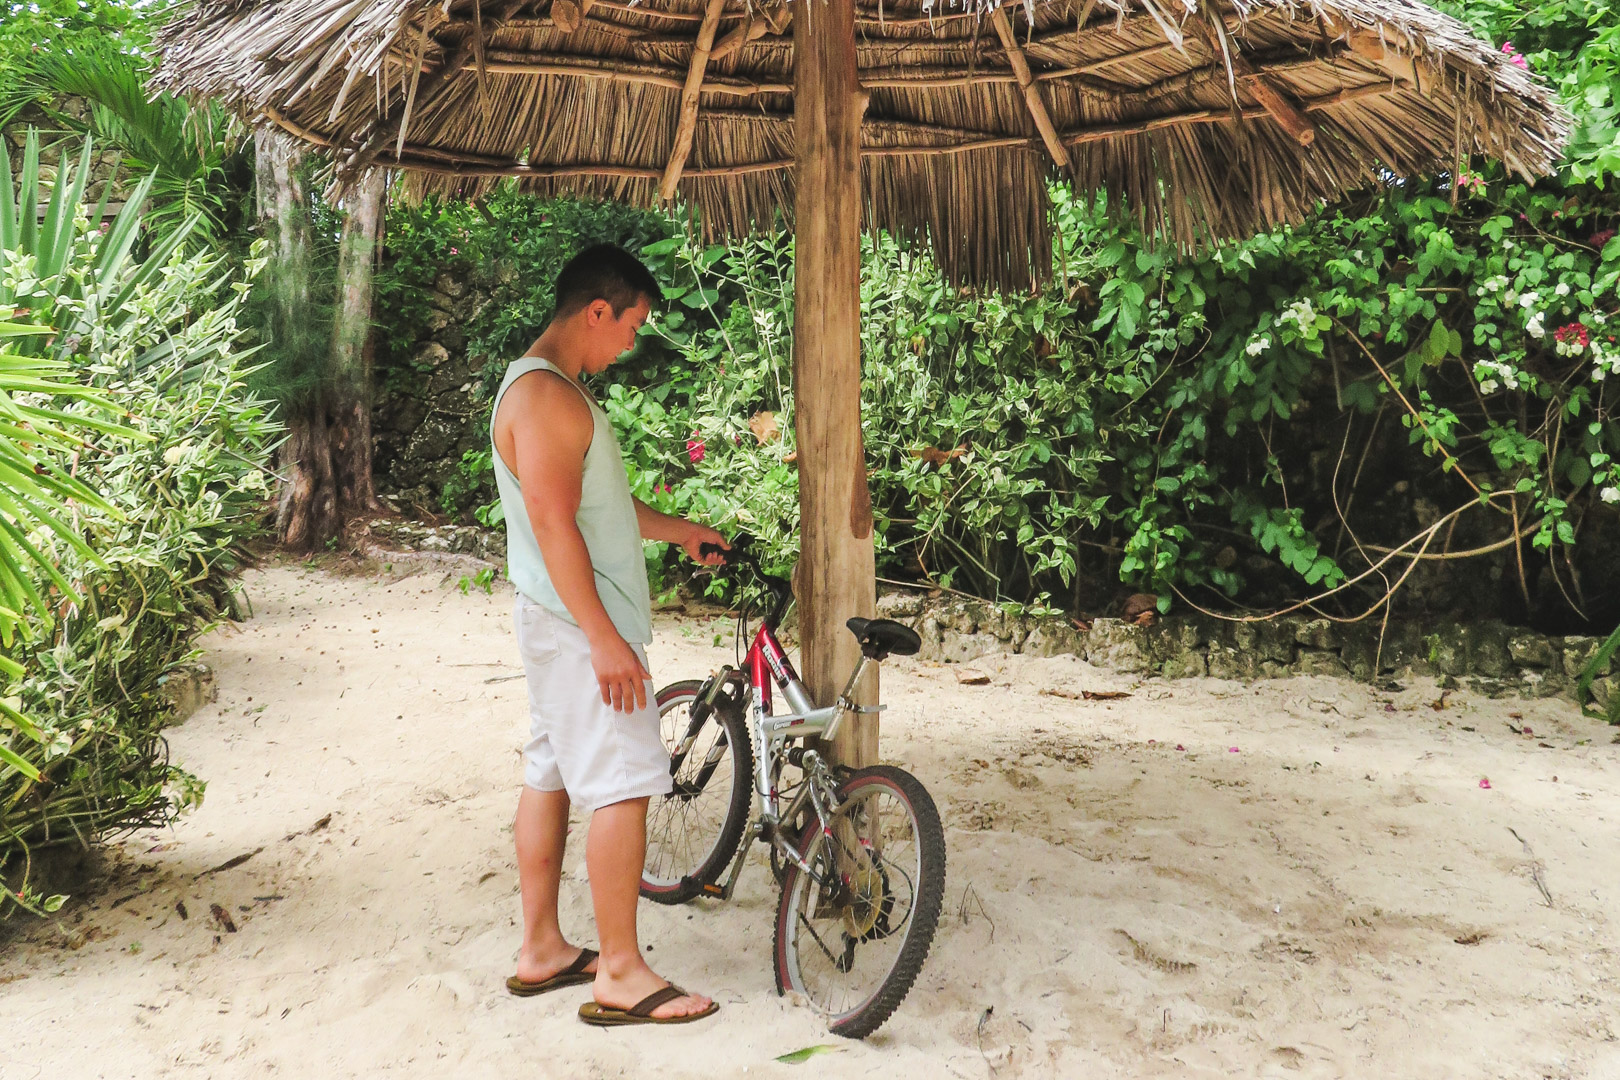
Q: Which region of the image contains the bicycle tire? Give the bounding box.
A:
[639,679,754,905]
[772,765,946,1039]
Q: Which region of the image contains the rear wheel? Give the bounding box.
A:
[772,765,945,1039]
[640,679,754,905]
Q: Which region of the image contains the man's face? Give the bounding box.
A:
[581,296,651,374]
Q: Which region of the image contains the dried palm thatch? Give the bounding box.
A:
[155,0,1569,288]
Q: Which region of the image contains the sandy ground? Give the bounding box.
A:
[5,564,1620,1079]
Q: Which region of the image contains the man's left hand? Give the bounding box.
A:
[681,522,730,566]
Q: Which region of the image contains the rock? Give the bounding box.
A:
[1205,643,1254,681]
[1561,636,1611,680]
[434,272,467,298]
[1234,620,1295,664]
[413,342,451,369]
[1588,675,1617,712]
[1508,633,1559,669]
[1295,650,1348,678]
[1160,649,1207,679]
[161,663,217,724]
[1151,619,1203,666]
[1295,619,1341,650]
[938,630,999,665]
[1084,619,1151,674]
[1022,619,1080,658]
[1470,622,1512,678]
[876,591,925,620]
[1259,660,1292,679]
[1428,623,1469,677]
[1382,622,1432,676]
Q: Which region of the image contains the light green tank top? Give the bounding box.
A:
[491,356,653,644]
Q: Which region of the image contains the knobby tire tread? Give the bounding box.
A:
[771,765,946,1039]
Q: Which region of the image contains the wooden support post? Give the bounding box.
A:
[794,0,877,767]
[659,0,727,200]
[989,6,1072,172]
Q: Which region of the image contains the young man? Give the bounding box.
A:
[491,243,725,1025]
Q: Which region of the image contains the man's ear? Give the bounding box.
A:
[584,298,611,326]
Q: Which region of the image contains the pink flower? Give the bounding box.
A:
[1479,777,1492,789]
[1175,744,1185,751]
[449,246,459,255]
[1228,746,1240,753]
[686,433,706,464]
[1591,229,1616,249]
[1501,41,1529,69]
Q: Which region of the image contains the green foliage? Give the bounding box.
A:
[0,135,274,914]
[23,42,247,245]
[373,0,1620,626]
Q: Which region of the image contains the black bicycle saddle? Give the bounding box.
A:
[845,617,922,659]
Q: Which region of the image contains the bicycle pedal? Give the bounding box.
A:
[701,882,725,897]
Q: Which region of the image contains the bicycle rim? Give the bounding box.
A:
[774,767,945,1038]
[642,683,750,899]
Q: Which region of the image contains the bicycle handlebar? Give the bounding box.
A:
[700,534,793,628]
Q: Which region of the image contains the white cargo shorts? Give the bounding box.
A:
[512,594,672,811]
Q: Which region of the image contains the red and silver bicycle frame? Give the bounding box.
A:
[741,620,875,826]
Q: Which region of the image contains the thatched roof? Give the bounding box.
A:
[155,0,1569,287]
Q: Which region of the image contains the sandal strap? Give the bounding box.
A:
[627,985,686,1018]
[561,948,598,978]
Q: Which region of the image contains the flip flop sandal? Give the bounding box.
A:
[578,985,719,1026]
[505,947,599,997]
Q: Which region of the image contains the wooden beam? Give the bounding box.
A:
[659,0,727,200]
[1191,15,1315,147]
[989,5,1071,171]
[480,49,793,94]
[349,0,526,171]
[794,0,876,767]
[1062,80,1394,145]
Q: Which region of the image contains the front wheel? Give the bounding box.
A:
[772,765,946,1039]
[640,678,754,905]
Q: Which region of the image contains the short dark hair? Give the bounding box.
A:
[553,243,659,318]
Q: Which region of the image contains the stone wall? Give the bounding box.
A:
[5,100,133,207]
[372,271,508,517]
[362,521,1611,707]
[878,592,1612,706]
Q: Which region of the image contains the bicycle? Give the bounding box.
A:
[640,536,946,1039]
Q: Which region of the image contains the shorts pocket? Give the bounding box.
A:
[515,600,561,665]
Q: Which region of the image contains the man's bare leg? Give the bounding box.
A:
[514,786,598,982]
[587,796,712,1018]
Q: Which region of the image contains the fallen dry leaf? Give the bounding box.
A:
[1454,931,1488,946]
[1121,593,1159,620]
[1132,610,1157,627]
[748,410,781,445]
[209,903,238,933]
[1039,687,1083,700]
[1082,690,1132,701]
[912,444,967,469]
[956,669,991,686]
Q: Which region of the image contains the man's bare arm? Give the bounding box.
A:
[501,372,648,711]
[633,499,729,565]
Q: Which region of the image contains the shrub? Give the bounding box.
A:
[0,134,276,914]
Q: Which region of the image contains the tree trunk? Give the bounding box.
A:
[328,167,387,525]
[793,0,878,767]
[256,129,387,551]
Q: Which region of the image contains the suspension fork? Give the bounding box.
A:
[668,668,736,786]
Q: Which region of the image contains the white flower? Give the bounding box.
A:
[1479,379,1499,393]
[1603,487,1620,505]
[163,445,186,466]
[1245,335,1271,357]
[1520,291,1540,309]
[1526,312,1546,338]
[1556,282,1571,297]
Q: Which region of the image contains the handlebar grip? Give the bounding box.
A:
[699,542,729,560]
